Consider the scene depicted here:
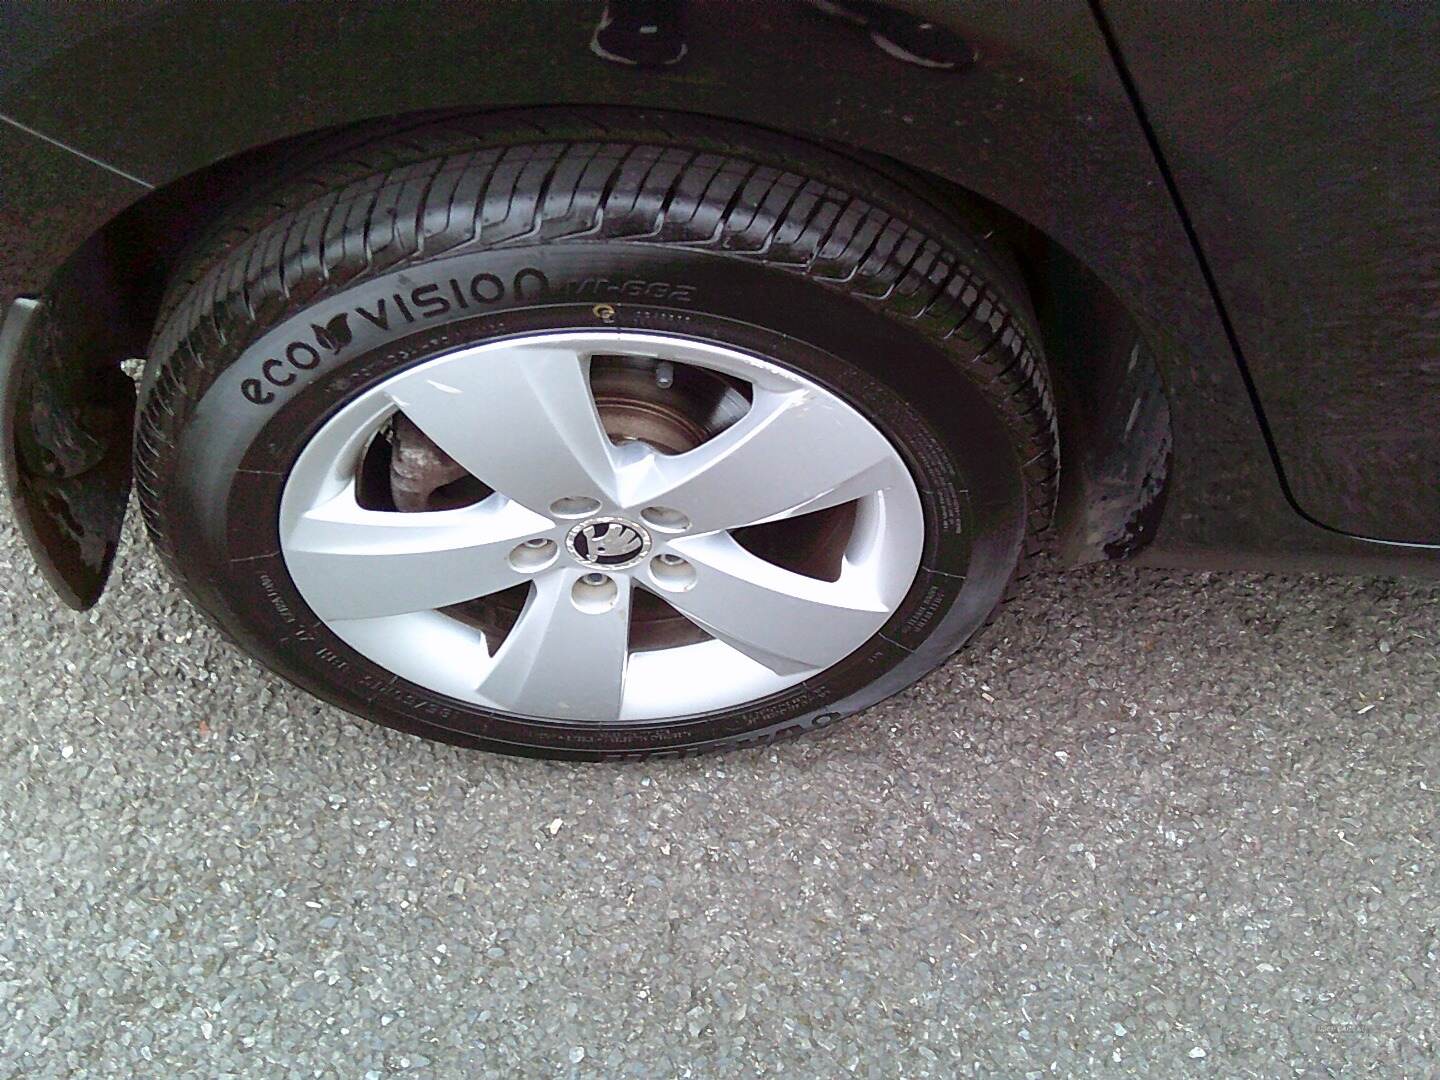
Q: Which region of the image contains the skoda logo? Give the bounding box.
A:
[566,517,652,569]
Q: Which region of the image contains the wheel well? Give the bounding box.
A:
[57,107,1172,566]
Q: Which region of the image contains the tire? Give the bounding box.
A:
[135,108,1057,759]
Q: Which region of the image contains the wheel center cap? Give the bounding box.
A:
[566,517,652,570]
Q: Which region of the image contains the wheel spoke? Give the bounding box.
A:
[479,570,632,720]
[660,533,889,675]
[383,342,620,512]
[285,491,550,620]
[619,387,908,533]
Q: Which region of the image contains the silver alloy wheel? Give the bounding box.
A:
[278,332,925,723]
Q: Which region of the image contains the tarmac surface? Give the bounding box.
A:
[2,510,1438,1077]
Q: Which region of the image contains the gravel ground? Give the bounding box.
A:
[1,507,1438,1079]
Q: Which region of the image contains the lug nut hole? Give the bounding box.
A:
[508,539,558,572]
[572,572,619,613]
[649,554,696,592]
[641,506,690,532]
[551,496,602,518]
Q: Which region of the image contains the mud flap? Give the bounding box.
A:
[0,296,135,609]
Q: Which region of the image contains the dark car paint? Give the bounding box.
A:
[1105,2,1440,545]
[0,0,1436,610]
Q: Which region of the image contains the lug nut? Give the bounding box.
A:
[583,572,609,586]
[658,553,685,566]
[523,537,549,548]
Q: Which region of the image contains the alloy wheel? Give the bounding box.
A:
[279,331,925,723]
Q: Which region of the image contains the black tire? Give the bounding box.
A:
[135,108,1057,759]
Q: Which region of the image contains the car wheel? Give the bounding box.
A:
[135,109,1057,759]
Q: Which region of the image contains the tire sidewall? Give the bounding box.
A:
[164,243,1027,757]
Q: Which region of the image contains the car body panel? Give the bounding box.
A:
[0,115,145,310]
[0,0,1436,608]
[1106,2,1440,544]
